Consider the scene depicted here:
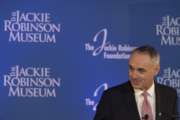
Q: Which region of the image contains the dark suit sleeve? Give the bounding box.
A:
[159,86,179,120]
[93,91,112,120]
[166,88,179,120]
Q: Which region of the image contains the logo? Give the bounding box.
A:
[157,67,180,97]
[85,28,136,60]
[4,10,61,43]
[85,83,108,111]
[156,15,180,46]
[3,65,61,98]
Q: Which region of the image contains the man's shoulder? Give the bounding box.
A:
[156,82,177,94]
[104,81,132,95]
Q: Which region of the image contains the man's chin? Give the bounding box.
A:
[132,85,142,90]
[130,82,143,89]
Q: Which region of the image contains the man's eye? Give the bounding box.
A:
[129,66,133,71]
[137,68,145,73]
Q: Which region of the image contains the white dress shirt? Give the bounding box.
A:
[134,83,156,120]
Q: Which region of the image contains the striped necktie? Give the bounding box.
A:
[141,91,153,120]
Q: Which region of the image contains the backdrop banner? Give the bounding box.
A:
[0,0,180,120]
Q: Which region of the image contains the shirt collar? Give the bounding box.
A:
[134,82,155,97]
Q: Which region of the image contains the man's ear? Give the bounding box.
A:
[155,65,160,75]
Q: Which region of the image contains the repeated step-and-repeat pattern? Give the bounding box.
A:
[0,0,180,120]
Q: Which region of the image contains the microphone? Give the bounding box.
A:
[142,114,149,120]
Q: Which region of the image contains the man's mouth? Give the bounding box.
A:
[131,79,142,85]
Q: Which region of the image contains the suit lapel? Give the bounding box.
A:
[155,83,163,120]
[125,82,141,120]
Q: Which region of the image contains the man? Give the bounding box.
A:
[93,45,178,120]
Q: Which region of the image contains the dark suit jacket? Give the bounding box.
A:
[93,81,178,120]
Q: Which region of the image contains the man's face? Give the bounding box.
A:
[128,52,160,90]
